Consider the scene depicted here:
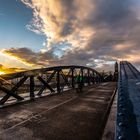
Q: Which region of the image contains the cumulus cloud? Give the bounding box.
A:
[6,0,140,70]
[21,0,96,50]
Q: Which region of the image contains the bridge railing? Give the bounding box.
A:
[115,61,139,140]
[0,65,102,107]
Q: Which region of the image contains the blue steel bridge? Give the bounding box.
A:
[0,61,139,140]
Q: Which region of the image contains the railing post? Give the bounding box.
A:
[88,69,90,85]
[114,61,118,81]
[93,72,95,84]
[57,70,60,93]
[30,75,35,100]
[96,73,99,84]
[71,68,74,88]
[81,68,84,86]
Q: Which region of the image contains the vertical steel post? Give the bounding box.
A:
[57,70,60,93]
[88,69,90,86]
[30,75,35,100]
[71,68,74,88]
[81,68,84,85]
[114,61,118,81]
[81,68,83,77]
[93,72,95,84]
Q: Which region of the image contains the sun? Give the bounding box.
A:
[0,71,5,75]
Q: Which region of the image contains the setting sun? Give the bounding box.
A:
[0,71,5,75]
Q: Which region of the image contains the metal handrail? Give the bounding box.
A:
[0,65,102,107]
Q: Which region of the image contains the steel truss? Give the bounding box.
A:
[0,65,102,106]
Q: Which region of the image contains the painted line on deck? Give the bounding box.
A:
[0,95,79,134]
[0,83,110,134]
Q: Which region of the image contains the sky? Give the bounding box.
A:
[0,0,140,72]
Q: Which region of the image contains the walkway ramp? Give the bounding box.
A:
[0,82,116,140]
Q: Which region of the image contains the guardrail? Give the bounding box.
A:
[0,65,102,107]
[116,61,139,140]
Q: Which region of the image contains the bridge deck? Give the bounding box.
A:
[0,82,116,140]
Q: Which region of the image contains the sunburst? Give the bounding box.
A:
[0,71,5,75]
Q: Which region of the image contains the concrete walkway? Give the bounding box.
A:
[0,82,116,140]
[102,93,117,140]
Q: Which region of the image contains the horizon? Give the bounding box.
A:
[0,0,140,74]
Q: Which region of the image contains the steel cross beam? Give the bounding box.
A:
[37,76,55,93]
[0,65,102,106]
[60,70,70,87]
[0,76,28,104]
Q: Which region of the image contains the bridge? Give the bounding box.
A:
[0,62,139,140]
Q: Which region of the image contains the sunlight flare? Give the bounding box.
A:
[0,71,5,75]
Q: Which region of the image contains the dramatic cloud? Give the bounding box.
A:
[2,47,115,72]
[3,47,58,67]
[5,0,140,71]
[21,0,96,50]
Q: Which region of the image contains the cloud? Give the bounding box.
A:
[21,0,96,49]
[14,0,140,70]
[2,46,114,72]
[0,64,26,74]
[3,47,58,67]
